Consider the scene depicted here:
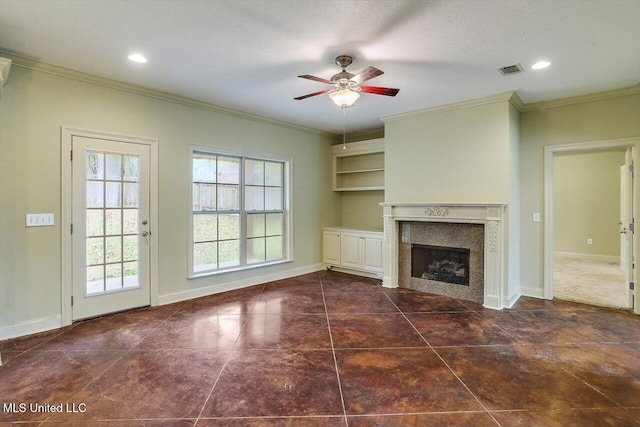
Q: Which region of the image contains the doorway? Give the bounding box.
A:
[62,128,159,324]
[552,148,627,307]
[544,138,639,314]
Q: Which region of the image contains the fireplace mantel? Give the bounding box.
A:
[379,202,508,310]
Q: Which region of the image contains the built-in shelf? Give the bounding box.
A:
[333,139,385,191]
[336,168,385,174]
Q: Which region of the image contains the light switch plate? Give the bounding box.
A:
[26,213,54,227]
[533,212,541,223]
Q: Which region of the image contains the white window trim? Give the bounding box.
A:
[188,144,293,279]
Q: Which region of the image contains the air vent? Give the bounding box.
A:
[498,63,524,76]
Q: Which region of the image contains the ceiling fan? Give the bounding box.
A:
[294,55,399,107]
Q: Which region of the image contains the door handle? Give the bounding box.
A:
[621,228,627,235]
[142,231,149,237]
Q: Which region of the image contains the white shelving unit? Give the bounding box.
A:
[333,139,384,191]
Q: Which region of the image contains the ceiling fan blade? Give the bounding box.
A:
[361,86,400,96]
[351,66,384,84]
[298,74,333,85]
[294,89,330,100]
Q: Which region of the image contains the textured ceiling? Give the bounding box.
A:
[1,0,639,134]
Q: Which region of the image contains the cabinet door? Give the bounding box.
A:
[341,232,363,269]
[363,235,384,273]
[322,231,341,265]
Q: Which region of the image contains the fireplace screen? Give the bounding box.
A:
[411,244,470,286]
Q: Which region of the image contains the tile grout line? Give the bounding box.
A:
[319,272,350,427]
[380,290,503,427]
[193,284,267,426]
[558,365,626,408]
[38,305,185,423]
[0,323,81,364]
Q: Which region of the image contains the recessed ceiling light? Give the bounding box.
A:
[128,53,147,63]
[531,61,550,70]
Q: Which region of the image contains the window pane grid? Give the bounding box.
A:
[192,153,285,274]
[85,150,140,296]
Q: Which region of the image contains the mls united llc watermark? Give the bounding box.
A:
[3,402,87,413]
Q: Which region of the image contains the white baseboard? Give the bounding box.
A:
[158,263,324,305]
[382,276,396,288]
[484,295,501,310]
[521,285,546,299]
[324,265,383,280]
[505,292,521,309]
[554,251,619,263]
[0,314,62,341]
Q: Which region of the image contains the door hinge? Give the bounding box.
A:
[630,164,634,174]
[71,223,73,234]
[630,282,635,291]
[71,296,74,306]
[630,222,635,233]
[71,150,73,161]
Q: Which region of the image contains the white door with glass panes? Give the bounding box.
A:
[191,151,285,276]
[72,136,151,320]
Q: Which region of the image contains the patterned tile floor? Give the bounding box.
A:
[1,271,639,426]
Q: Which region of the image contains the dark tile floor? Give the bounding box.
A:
[1,270,639,426]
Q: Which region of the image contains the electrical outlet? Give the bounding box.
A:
[26,213,55,227]
[587,238,593,245]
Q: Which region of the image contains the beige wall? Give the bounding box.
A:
[384,101,512,203]
[507,103,521,298]
[519,92,640,294]
[0,63,340,331]
[340,191,384,230]
[553,150,625,257]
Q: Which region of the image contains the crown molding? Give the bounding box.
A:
[345,128,384,143]
[0,57,12,98]
[509,92,524,111]
[0,51,336,138]
[381,91,519,123]
[520,85,640,112]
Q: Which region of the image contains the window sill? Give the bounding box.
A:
[188,258,294,279]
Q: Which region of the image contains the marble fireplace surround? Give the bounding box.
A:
[380,203,507,310]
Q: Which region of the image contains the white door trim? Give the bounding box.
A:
[544,136,640,314]
[61,127,159,326]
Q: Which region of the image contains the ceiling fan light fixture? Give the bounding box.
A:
[329,88,360,107]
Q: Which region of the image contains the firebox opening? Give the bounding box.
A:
[411,244,470,286]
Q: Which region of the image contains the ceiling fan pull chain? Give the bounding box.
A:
[342,105,347,150]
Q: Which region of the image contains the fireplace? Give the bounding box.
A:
[411,244,470,286]
[399,222,484,303]
[380,203,509,310]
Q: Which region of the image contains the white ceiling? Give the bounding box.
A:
[1,0,639,134]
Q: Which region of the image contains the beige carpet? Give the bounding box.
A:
[553,253,629,309]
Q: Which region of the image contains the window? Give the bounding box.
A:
[190,149,289,276]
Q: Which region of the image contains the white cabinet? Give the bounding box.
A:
[322,229,341,265]
[340,231,364,269]
[363,235,384,272]
[333,139,384,191]
[322,228,383,276]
